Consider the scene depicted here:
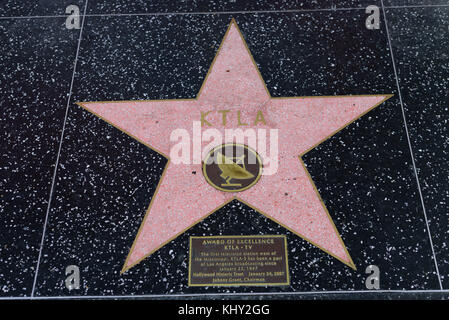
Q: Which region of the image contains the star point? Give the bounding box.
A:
[77,19,392,273]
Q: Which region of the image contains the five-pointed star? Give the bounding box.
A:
[77,19,391,273]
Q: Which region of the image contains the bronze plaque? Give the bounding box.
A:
[188,235,290,286]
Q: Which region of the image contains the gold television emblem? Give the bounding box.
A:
[202,143,262,192]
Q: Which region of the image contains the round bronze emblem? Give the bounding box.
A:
[202,143,262,192]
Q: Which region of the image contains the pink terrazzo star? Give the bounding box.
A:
[77,19,391,272]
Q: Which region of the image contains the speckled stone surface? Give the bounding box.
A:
[87,1,334,15]
[1,2,447,299]
[385,6,449,287]
[0,0,85,17]
[31,11,440,296]
[87,0,386,15]
[0,18,81,296]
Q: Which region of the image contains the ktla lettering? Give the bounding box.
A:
[222,304,270,315]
